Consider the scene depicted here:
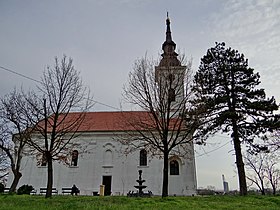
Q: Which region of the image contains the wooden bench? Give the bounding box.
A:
[62,188,72,195]
[3,188,10,194]
[39,188,58,195]
[62,187,80,195]
[3,188,37,195]
[30,189,37,195]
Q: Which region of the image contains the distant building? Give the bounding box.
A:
[222,174,229,193]
[7,16,197,196]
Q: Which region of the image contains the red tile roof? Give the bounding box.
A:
[36,111,184,133]
[57,111,152,132]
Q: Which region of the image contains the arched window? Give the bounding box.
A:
[41,152,47,166]
[168,74,175,82]
[104,149,113,166]
[170,160,179,175]
[168,88,176,102]
[139,149,147,166]
[71,150,79,166]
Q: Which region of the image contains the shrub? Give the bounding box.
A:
[0,183,4,193]
[17,184,34,195]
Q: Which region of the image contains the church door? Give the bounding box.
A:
[102,176,112,196]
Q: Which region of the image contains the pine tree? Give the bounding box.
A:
[192,42,279,195]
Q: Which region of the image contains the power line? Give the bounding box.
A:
[90,99,121,111]
[0,65,42,84]
[0,65,121,110]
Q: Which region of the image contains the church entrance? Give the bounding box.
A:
[102,176,112,196]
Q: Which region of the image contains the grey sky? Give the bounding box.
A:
[1,0,279,190]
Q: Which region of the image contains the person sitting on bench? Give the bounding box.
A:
[71,184,79,195]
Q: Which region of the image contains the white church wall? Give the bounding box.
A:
[7,131,196,196]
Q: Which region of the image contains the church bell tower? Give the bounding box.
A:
[155,14,186,115]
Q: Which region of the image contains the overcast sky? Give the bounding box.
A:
[1,0,279,190]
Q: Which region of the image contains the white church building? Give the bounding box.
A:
[8,17,197,196]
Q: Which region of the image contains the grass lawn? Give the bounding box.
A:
[0,195,280,210]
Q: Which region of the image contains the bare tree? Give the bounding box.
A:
[0,89,36,192]
[0,149,9,184]
[245,153,267,195]
[245,151,280,195]
[122,16,199,197]
[0,124,9,184]
[264,153,280,195]
[25,55,93,198]
[122,53,197,197]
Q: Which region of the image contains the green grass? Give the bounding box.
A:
[0,195,280,210]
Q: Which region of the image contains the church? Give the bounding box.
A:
[8,17,197,196]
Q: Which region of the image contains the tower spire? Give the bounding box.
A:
[159,14,180,67]
[165,12,173,46]
[162,12,176,51]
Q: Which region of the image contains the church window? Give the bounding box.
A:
[41,152,47,166]
[168,74,175,82]
[170,160,179,175]
[139,149,147,166]
[104,149,113,166]
[71,150,79,166]
[168,88,176,102]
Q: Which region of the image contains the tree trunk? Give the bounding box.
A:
[260,186,265,195]
[255,182,265,195]
[260,179,265,195]
[45,153,53,198]
[232,120,247,196]
[162,149,169,197]
[9,170,22,193]
[270,180,276,195]
[272,186,276,195]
